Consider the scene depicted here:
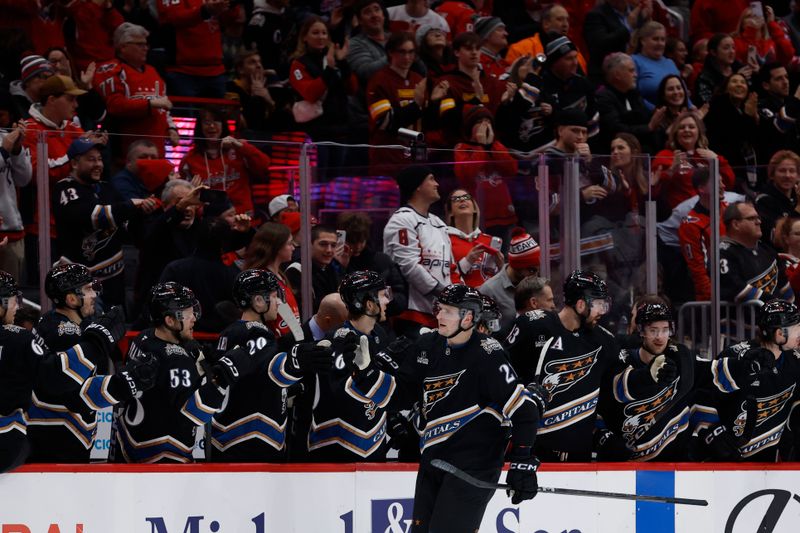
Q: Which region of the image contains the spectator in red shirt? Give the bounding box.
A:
[93,23,178,160]
[732,4,795,67]
[435,0,481,35]
[45,47,106,131]
[64,0,124,71]
[691,0,749,43]
[179,106,271,216]
[475,16,509,79]
[156,0,230,97]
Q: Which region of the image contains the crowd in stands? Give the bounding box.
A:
[2,0,800,465]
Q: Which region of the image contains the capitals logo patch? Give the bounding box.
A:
[621,380,680,444]
[541,347,600,397]
[423,370,465,414]
[755,384,796,427]
[57,320,81,336]
[480,338,502,354]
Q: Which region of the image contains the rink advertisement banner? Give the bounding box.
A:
[0,464,799,532]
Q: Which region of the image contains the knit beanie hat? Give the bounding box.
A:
[395,165,433,204]
[137,159,174,193]
[462,104,493,138]
[544,34,577,66]
[508,227,540,270]
[20,55,54,85]
[554,107,589,128]
[474,17,505,42]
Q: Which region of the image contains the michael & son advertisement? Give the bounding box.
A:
[0,463,798,532]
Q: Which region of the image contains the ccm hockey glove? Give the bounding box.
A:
[506,445,540,504]
[111,351,160,400]
[288,340,334,374]
[700,424,740,460]
[82,306,127,351]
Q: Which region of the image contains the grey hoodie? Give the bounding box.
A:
[0,130,32,234]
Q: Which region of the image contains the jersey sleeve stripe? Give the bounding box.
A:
[267,352,301,387]
[344,373,396,408]
[181,389,219,426]
[59,345,96,384]
[0,409,27,435]
[80,376,119,410]
[613,368,635,403]
[712,359,740,393]
[369,99,392,119]
[439,98,456,115]
[501,384,529,418]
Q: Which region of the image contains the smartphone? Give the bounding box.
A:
[489,236,503,253]
[336,230,347,247]
[749,1,764,19]
[747,45,758,65]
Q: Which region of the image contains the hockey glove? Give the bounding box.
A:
[506,446,539,504]
[82,306,127,351]
[649,354,678,385]
[726,348,776,387]
[593,427,631,461]
[526,381,550,416]
[373,336,413,373]
[211,346,254,387]
[111,351,160,401]
[288,340,334,374]
[332,329,359,369]
[700,424,740,460]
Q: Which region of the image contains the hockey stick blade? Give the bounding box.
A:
[429,459,708,507]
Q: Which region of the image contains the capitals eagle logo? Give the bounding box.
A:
[422,370,465,415]
[541,347,600,397]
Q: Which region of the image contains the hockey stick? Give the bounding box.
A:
[430,459,708,506]
[278,302,305,342]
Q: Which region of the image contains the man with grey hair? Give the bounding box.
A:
[514,276,556,315]
[92,22,178,159]
[593,52,657,153]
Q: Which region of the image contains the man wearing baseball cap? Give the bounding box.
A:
[53,137,156,306]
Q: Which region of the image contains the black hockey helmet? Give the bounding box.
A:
[45,263,97,305]
[563,270,609,306]
[478,294,502,332]
[339,270,387,313]
[148,282,201,325]
[758,299,800,335]
[635,301,674,335]
[232,269,284,309]
[435,284,483,319]
[0,270,21,310]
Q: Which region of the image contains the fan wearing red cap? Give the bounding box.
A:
[478,227,540,330]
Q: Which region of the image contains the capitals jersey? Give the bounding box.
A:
[435,1,478,35]
[210,320,299,461]
[383,207,455,325]
[93,59,174,155]
[504,310,621,459]
[115,329,227,463]
[606,343,699,461]
[719,238,793,303]
[692,340,800,461]
[396,331,535,471]
[53,177,137,283]
[678,202,726,301]
[447,227,500,288]
[27,311,98,459]
[308,323,396,461]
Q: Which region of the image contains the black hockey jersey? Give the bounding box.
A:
[307,322,396,461]
[605,343,699,461]
[504,309,621,458]
[691,340,800,461]
[719,238,793,303]
[395,331,535,471]
[53,176,138,282]
[115,329,227,463]
[27,311,98,459]
[210,319,298,461]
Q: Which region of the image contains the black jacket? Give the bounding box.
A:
[583,4,631,84]
[593,84,655,154]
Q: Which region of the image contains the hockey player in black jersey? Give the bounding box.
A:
[691,300,800,461]
[477,294,503,337]
[504,269,621,461]
[385,285,543,533]
[308,270,397,461]
[115,282,267,463]
[209,269,332,461]
[27,263,106,462]
[605,302,699,461]
[0,271,156,472]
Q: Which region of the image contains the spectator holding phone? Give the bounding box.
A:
[179,106,271,216]
[444,188,504,289]
[732,4,794,68]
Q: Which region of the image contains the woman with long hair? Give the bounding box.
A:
[652,110,735,211]
[694,33,750,105]
[416,26,453,77]
[756,150,800,245]
[703,73,759,191]
[243,222,299,338]
[631,21,680,108]
[774,216,800,295]
[444,188,504,288]
[732,4,794,67]
[288,16,355,156]
[179,106,271,216]
[652,74,698,151]
[608,132,648,217]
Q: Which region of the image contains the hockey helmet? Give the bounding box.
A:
[434,284,483,319]
[339,270,387,313]
[758,299,800,335]
[44,263,98,305]
[563,270,609,306]
[232,269,284,309]
[635,302,674,335]
[478,294,502,332]
[148,282,201,325]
